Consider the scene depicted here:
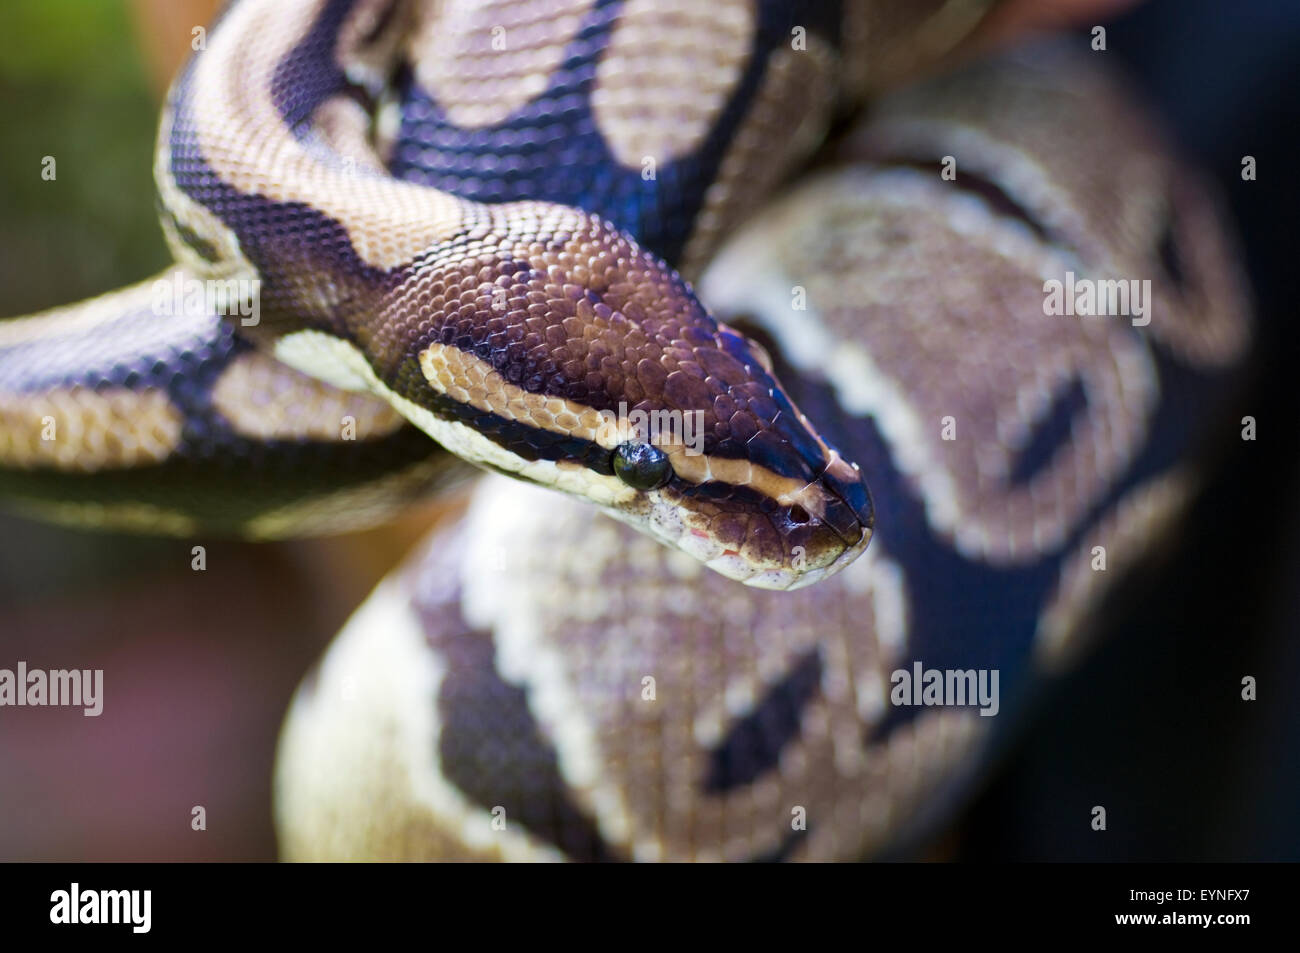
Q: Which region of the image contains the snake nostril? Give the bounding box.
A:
[787,505,811,525]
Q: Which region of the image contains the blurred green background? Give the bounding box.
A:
[0,0,170,317]
[0,0,415,862]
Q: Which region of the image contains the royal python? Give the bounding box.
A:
[0,0,1251,861]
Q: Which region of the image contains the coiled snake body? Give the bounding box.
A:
[0,0,1251,861]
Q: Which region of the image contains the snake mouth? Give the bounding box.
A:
[756,452,873,590]
[779,469,874,591]
[808,520,874,586]
[636,478,873,592]
[748,518,873,592]
[635,435,876,591]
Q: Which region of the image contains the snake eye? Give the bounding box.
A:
[611,442,672,490]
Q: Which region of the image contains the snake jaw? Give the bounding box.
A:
[771,520,874,592]
[666,500,872,592]
[605,445,874,591]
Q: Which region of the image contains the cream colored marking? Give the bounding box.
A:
[273,331,377,393]
[0,272,187,347]
[592,0,756,168]
[0,389,183,471]
[1147,171,1252,366]
[419,342,843,516]
[276,329,862,588]
[677,38,837,280]
[154,103,256,286]
[274,330,635,503]
[186,0,467,270]
[701,211,968,531]
[421,343,609,443]
[411,0,596,129]
[275,575,563,861]
[701,167,1159,565]
[306,95,388,175]
[851,117,1093,269]
[461,476,639,848]
[211,351,405,442]
[856,53,1251,368]
[664,443,849,523]
[696,540,907,754]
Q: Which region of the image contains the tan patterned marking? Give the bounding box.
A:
[678,39,838,281]
[703,167,1159,565]
[186,0,467,271]
[0,272,184,347]
[0,389,183,471]
[410,0,596,129]
[420,342,609,443]
[851,46,1251,367]
[795,707,983,861]
[155,101,255,286]
[456,479,935,861]
[306,95,388,176]
[275,573,564,862]
[592,0,756,169]
[274,330,640,512]
[420,342,835,515]
[278,478,971,861]
[664,444,855,525]
[275,479,988,861]
[211,351,406,442]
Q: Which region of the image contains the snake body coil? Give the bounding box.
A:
[0,1,1251,860]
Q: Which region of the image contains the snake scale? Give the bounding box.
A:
[0,0,1251,861]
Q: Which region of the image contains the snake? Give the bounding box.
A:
[0,0,1252,861]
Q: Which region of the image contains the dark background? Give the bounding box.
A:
[957,0,1300,860]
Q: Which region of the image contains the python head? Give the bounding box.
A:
[277,214,873,590]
